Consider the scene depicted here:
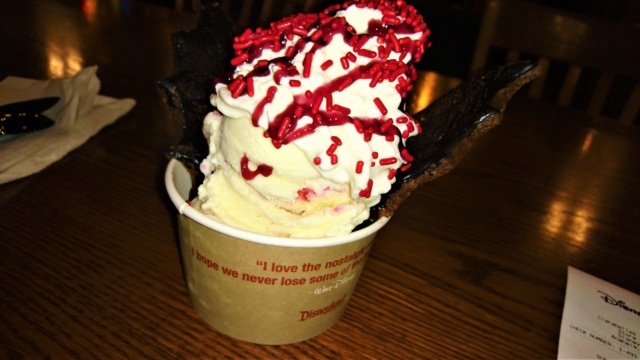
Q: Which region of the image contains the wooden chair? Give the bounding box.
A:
[470,0,640,125]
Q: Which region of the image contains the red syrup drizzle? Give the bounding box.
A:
[264,65,403,145]
[240,154,273,180]
[219,0,430,182]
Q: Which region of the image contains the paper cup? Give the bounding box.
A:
[165,159,389,344]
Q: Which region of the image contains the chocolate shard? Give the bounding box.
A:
[158,1,236,197]
[370,60,541,221]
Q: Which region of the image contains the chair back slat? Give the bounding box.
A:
[620,84,640,126]
[527,58,549,100]
[557,65,581,107]
[588,73,615,115]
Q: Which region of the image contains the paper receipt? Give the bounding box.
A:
[558,267,639,359]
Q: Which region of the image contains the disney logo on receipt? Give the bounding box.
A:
[598,291,640,317]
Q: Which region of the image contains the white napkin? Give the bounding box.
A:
[0,66,135,185]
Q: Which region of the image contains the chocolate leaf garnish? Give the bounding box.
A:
[369,60,541,222]
[158,1,236,197]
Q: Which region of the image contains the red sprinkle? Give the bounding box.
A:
[246,76,255,97]
[377,45,387,59]
[379,157,398,165]
[401,148,414,162]
[387,168,397,180]
[276,19,292,30]
[411,15,424,27]
[228,77,241,92]
[369,71,383,87]
[388,31,401,53]
[274,69,289,85]
[355,161,364,174]
[332,104,351,115]
[326,143,338,156]
[382,15,401,25]
[399,37,412,45]
[347,34,359,47]
[289,79,301,87]
[314,157,321,165]
[353,118,364,133]
[231,80,246,98]
[285,46,295,57]
[238,28,252,41]
[310,29,324,41]
[364,127,373,142]
[331,155,338,165]
[380,118,393,132]
[325,93,333,111]
[331,136,342,145]
[320,16,333,25]
[230,53,249,65]
[399,50,408,62]
[337,77,353,91]
[292,27,308,37]
[357,49,377,58]
[354,35,369,51]
[266,86,277,101]
[233,39,253,50]
[346,52,357,63]
[373,97,388,115]
[372,151,379,159]
[303,53,313,78]
[368,63,382,75]
[320,60,333,71]
[340,56,350,70]
[359,179,373,198]
[277,117,291,139]
[311,95,323,114]
[407,121,415,133]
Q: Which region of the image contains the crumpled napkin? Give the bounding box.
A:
[0,66,135,185]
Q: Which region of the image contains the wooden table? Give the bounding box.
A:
[1,1,638,358]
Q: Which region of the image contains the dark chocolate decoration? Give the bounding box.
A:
[363,61,541,226]
[157,1,236,198]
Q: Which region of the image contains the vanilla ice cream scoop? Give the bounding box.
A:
[196,0,430,237]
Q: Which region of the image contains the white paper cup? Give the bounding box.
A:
[165,159,389,344]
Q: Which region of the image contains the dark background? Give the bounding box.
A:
[132,0,640,78]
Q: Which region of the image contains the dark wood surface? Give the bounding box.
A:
[1,1,639,358]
